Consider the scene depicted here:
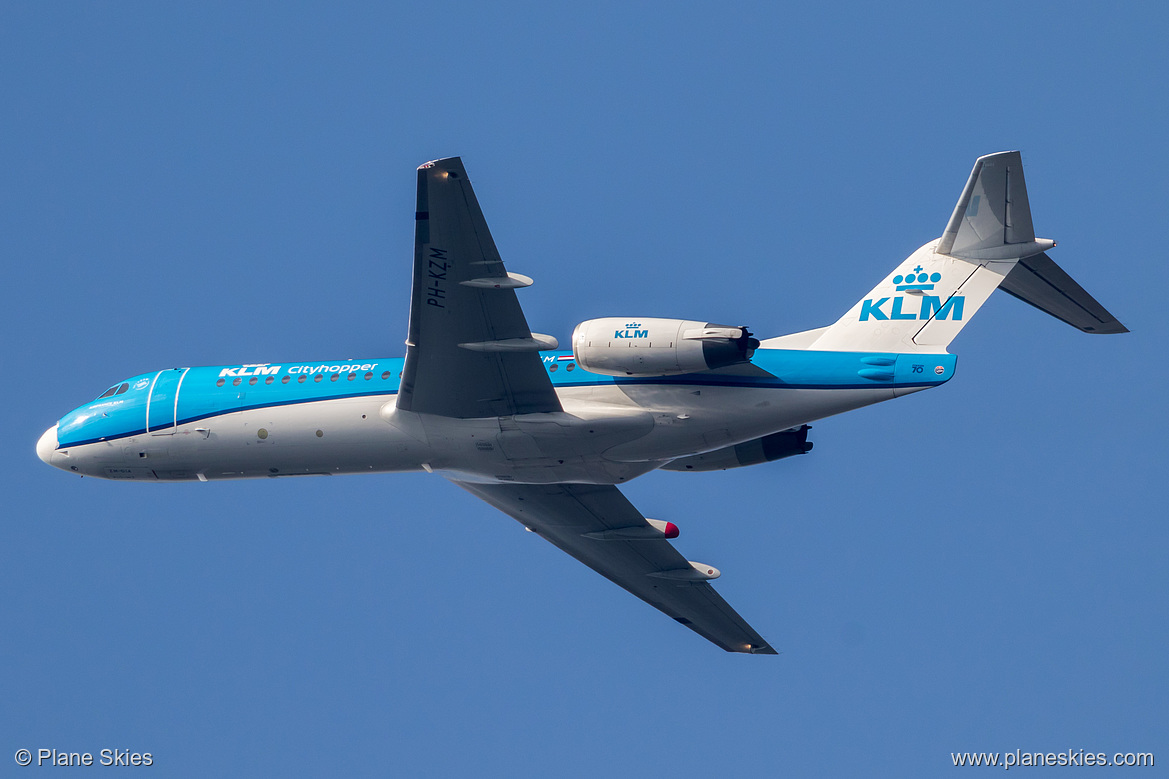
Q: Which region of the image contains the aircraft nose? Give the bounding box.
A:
[36,424,59,466]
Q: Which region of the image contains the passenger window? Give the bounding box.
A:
[364,371,373,380]
[314,375,323,383]
[232,378,242,386]
[281,375,290,384]
[265,376,274,385]
[550,364,558,372]
[381,371,391,380]
[330,374,339,382]
[298,375,307,383]
[216,379,225,387]
[348,372,356,381]
[249,377,258,385]
[566,363,576,371]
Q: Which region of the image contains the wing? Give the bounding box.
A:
[455,481,778,654]
[398,157,562,418]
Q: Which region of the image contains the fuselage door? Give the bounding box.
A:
[146,368,189,434]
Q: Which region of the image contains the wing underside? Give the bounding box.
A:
[398,157,774,654]
[455,481,777,654]
[397,157,561,418]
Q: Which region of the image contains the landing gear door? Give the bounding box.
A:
[147,368,189,434]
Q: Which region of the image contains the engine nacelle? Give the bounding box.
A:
[572,317,758,377]
[661,426,813,472]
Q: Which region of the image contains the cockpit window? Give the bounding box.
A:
[96,382,131,400]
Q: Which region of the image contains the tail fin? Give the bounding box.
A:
[936,151,1054,260]
[811,152,1125,353]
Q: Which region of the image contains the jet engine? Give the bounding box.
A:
[572,318,759,377]
[661,426,813,472]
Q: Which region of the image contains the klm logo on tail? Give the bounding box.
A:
[615,322,649,339]
[860,295,965,322]
[860,268,964,322]
[894,268,940,291]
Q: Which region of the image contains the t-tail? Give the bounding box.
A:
[807,151,1127,354]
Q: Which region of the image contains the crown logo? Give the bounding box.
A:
[893,265,941,291]
[625,322,642,328]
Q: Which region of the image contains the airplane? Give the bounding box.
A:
[36,152,1126,654]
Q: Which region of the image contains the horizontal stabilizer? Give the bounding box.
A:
[999,253,1128,334]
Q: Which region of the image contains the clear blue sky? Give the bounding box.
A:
[3,2,1165,775]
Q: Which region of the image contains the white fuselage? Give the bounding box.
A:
[39,348,945,485]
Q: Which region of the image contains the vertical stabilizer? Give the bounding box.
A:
[810,242,1015,353]
[812,152,1061,354]
[936,151,1055,261]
